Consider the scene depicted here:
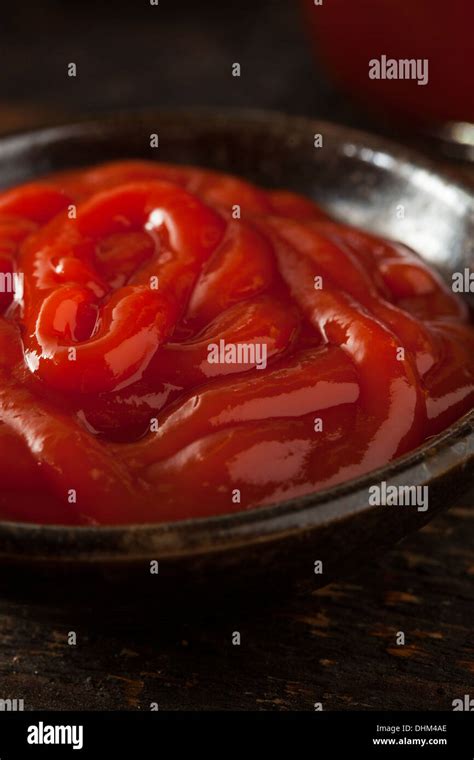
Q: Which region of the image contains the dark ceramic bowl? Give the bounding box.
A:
[0,108,473,600]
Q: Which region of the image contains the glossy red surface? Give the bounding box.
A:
[0,160,473,524]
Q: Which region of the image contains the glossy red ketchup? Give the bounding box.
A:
[0,160,472,524]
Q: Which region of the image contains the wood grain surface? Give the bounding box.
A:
[0,507,472,711]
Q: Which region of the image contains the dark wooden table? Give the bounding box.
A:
[0,107,472,712]
[0,507,473,711]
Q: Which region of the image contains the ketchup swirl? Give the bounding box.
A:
[0,160,472,524]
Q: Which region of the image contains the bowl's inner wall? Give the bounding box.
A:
[0,111,472,284]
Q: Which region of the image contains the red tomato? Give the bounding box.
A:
[303,0,474,127]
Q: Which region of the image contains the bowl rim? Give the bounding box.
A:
[0,107,473,560]
[2,104,474,195]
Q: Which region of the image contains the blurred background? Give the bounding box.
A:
[0,0,328,115]
[0,0,472,160]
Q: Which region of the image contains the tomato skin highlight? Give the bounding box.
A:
[0,160,471,525]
